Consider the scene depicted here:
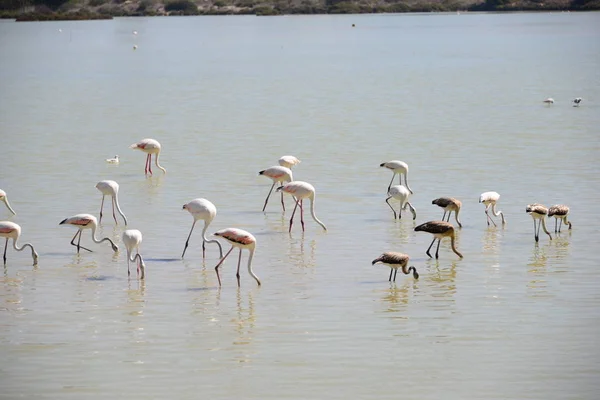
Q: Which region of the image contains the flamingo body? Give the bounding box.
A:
[380,160,413,194]
[122,229,145,279]
[277,181,327,232]
[212,228,260,287]
[59,213,119,253]
[95,180,128,225]
[0,189,16,215]
[479,191,505,226]
[415,220,463,259]
[372,252,419,281]
[278,155,301,169]
[543,98,555,104]
[0,221,38,265]
[548,204,572,233]
[130,138,166,175]
[386,185,416,220]
[432,197,462,227]
[573,98,582,107]
[526,203,552,242]
[182,198,223,258]
[106,155,119,164]
[259,166,293,211]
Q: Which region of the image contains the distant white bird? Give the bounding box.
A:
[106,155,119,164]
[133,45,138,50]
[278,155,301,169]
[59,214,119,253]
[543,98,555,104]
[0,221,38,265]
[122,229,145,279]
[479,191,505,227]
[526,203,552,242]
[385,185,416,220]
[132,30,138,35]
[182,198,223,259]
[95,180,128,225]
[277,181,327,232]
[258,166,293,212]
[130,138,166,175]
[212,228,261,287]
[380,160,413,194]
[573,98,582,107]
[0,189,16,215]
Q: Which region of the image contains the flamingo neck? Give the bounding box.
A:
[2,198,16,215]
[155,153,166,173]
[133,253,145,279]
[12,238,38,263]
[455,209,462,226]
[113,194,128,225]
[491,204,506,223]
[540,217,552,238]
[247,248,261,286]
[309,196,327,231]
[91,224,117,249]
[201,220,223,255]
[450,235,463,258]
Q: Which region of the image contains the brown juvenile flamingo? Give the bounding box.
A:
[372,252,419,281]
[415,220,463,259]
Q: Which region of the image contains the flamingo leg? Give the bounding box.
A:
[111,197,117,224]
[393,269,398,282]
[299,200,305,231]
[99,195,105,223]
[280,189,285,212]
[485,205,497,227]
[3,238,7,264]
[148,154,153,175]
[214,246,234,286]
[236,248,242,287]
[262,182,276,212]
[425,237,436,258]
[534,219,539,242]
[289,200,300,233]
[435,238,442,259]
[70,230,92,253]
[387,174,395,193]
[127,252,131,276]
[388,268,393,281]
[181,221,196,258]
[385,197,397,219]
[441,210,447,221]
[202,241,206,258]
[559,218,563,233]
[144,154,150,174]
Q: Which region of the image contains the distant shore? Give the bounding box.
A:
[2,0,599,22]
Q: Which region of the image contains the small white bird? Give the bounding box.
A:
[132,30,138,35]
[106,155,119,164]
[543,98,555,104]
[573,98,582,107]
[133,45,138,50]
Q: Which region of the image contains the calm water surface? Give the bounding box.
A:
[1,12,599,399]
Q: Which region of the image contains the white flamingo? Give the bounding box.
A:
[258,166,293,211]
[0,221,38,265]
[129,138,166,175]
[278,155,301,169]
[212,228,261,287]
[385,185,416,220]
[182,198,223,259]
[0,189,16,215]
[59,214,119,253]
[380,160,413,194]
[122,229,145,279]
[526,203,552,242]
[277,181,327,232]
[543,98,555,104]
[95,180,128,225]
[479,191,505,227]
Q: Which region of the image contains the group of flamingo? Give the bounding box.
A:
[1,139,573,285]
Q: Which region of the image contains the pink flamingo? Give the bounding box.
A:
[0,189,16,215]
[122,229,145,279]
[0,221,38,265]
[380,160,413,194]
[258,166,293,211]
[278,155,301,169]
[277,181,327,232]
[95,180,128,225]
[212,228,261,287]
[59,214,119,253]
[182,198,223,258]
[129,138,166,175]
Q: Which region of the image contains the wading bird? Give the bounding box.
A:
[479,191,505,227]
[0,221,38,265]
[371,252,419,281]
[526,203,552,242]
[95,180,128,225]
[0,189,16,215]
[122,229,145,279]
[130,138,166,175]
[59,214,119,253]
[543,98,554,104]
[573,98,582,107]
[548,204,572,233]
[106,155,119,164]
[380,160,413,193]
[258,166,293,212]
[278,155,301,169]
[182,198,223,259]
[432,197,462,228]
[386,185,416,220]
[277,181,327,233]
[212,228,260,287]
[415,220,463,259]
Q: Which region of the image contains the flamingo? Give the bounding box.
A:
[129,138,166,175]
[432,197,462,228]
[573,98,582,107]
[212,228,260,287]
[181,198,223,259]
[380,160,413,194]
[0,189,16,215]
[106,155,119,164]
[415,220,463,259]
[372,252,419,281]
[59,214,119,253]
[548,204,572,233]
[95,180,128,225]
[526,203,552,242]
[122,229,145,279]
[543,98,555,104]
[276,181,327,232]
[278,155,301,169]
[385,185,416,220]
[258,166,293,212]
[479,191,505,227]
[0,221,38,265]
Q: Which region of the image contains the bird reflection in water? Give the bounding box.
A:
[482,226,502,254]
[427,260,458,303]
[380,283,412,314]
[527,244,550,298]
[288,232,317,271]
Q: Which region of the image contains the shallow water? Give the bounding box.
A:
[1,12,599,399]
